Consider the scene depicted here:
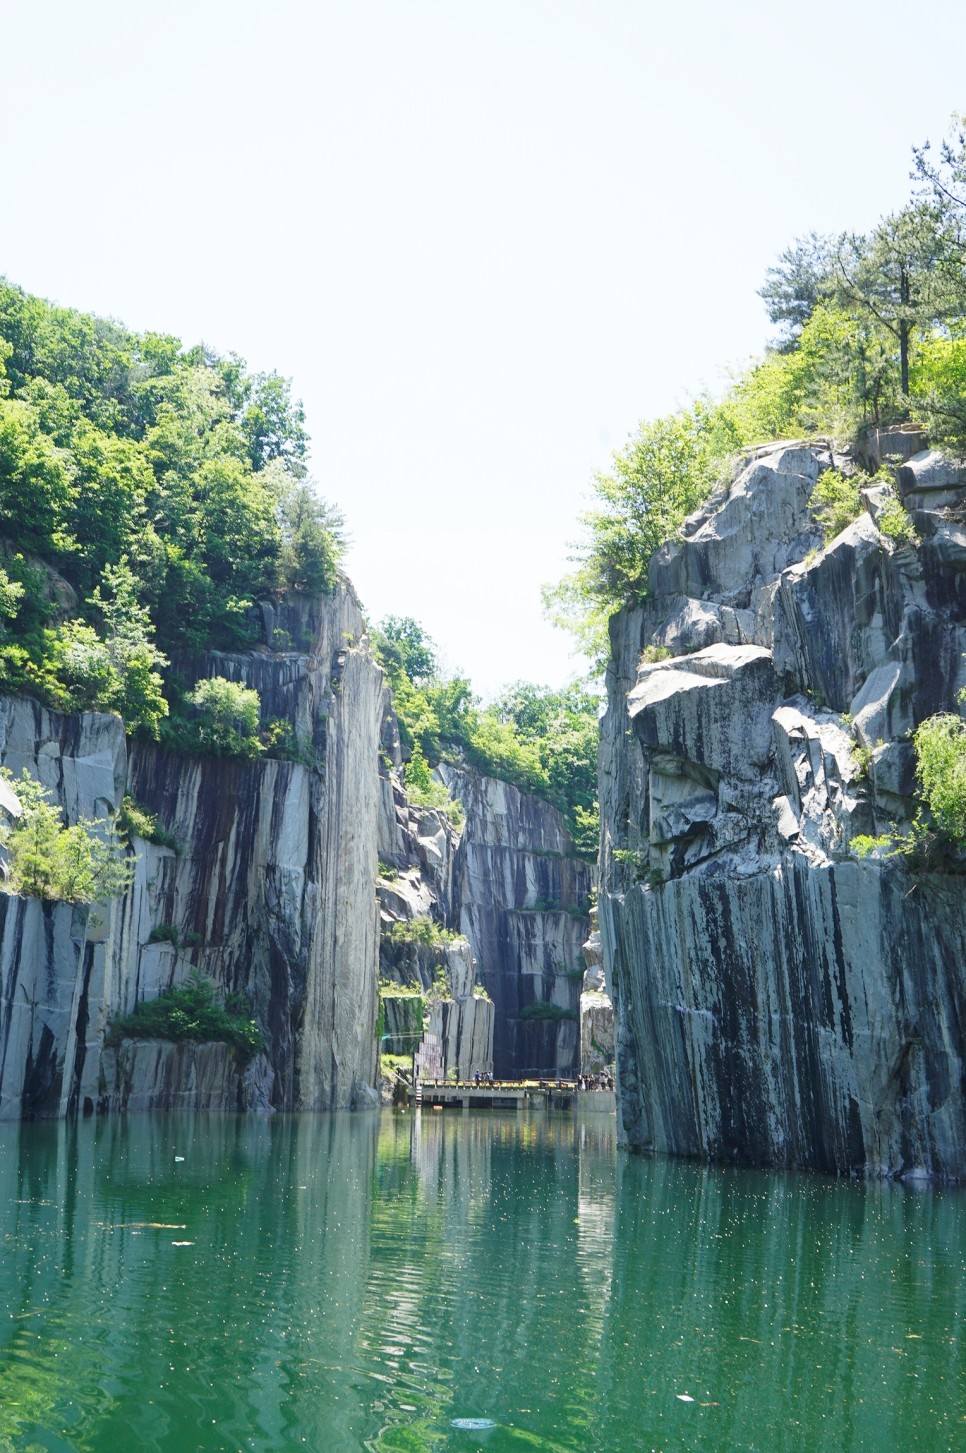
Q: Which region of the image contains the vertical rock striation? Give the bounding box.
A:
[0,581,385,1117]
[0,573,596,1115]
[445,767,593,1078]
[600,444,966,1178]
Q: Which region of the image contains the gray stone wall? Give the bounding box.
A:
[601,444,966,1178]
[0,580,385,1116]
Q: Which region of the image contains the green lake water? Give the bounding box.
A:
[0,1109,963,1453]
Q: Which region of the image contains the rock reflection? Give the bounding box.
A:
[0,1112,962,1453]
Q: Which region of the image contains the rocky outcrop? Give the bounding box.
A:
[0,573,584,1115]
[0,580,385,1117]
[374,750,594,1083]
[99,1039,274,1113]
[375,749,495,1084]
[445,767,593,1078]
[0,701,127,1119]
[430,940,494,1080]
[580,923,614,1075]
[601,444,966,1178]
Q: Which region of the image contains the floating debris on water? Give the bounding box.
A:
[451,1418,497,1430]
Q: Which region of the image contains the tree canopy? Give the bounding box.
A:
[0,768,133,902]
[0,278,345,740]
[374,618,599,858]
[549,114,966,659]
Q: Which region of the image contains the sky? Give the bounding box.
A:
[3,0,966,696]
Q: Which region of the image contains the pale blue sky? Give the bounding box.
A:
[3,0,965,693]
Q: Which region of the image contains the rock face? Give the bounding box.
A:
[374,736,495,1085]
[445,767,593,1078]
[580,923,614,1075]
[0,582,385,1118]
[0,571,592,1116]
[0,701,128,1120]
[600,444,966,1178]
[99,1039,274,1114]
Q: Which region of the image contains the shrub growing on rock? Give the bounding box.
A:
[0,767,132,902]
[107,970,264,1063]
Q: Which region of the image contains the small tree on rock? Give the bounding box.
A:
[0,768,133,902]
[189,676,262,756]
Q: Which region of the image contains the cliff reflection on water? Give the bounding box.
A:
[0,1111,963,1452]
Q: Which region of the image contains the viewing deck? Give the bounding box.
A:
[415,1081,616,1113]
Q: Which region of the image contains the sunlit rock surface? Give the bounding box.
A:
[580,924,614,1075]
[0,582,384,1116]
[600,443,966,1178]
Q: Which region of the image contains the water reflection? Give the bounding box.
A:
[0,1111,962,1452]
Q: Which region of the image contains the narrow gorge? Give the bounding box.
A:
[0,579,596,1117]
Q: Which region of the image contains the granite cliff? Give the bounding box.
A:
[600,441,966,1178]
[0,582,385,1117]
[443,766,593,1078]
[0,573,595,1117]
[374,751,592,1082]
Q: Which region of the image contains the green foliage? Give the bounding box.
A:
[258,717,316,766]
[275,476,345,594]
[913,707,966,840]
[47,560,168,735]
[520,1002,577,1022]
[118,795,179,850]
[811,469,864,542]
[402,740,435,794]
[612,847,650,878]
[0,767,133,902]
[876,495,918,547]
[909,335,966,452]
[431,964,452,1000]
[545,399,741,663]
[146,922,177,945]
[546,117,966,658]
[375,615,437,684]
[728,304,882,440]
[0,276,344,736]
[484,681,599,855]
[759,232,835,350]
[913,110,966,220]
[241,372,308,475]
[106,970,264,1063]
[380,1052,413,1079]
[402,745,465,828]
[851,833,899,859]
[0,398,75,556]
[377,977,425,997]
[384,915,463,949]
[188,676,262,757]
[379,618,600,857]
